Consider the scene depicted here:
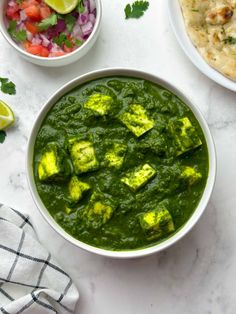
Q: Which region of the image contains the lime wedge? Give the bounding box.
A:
[0,100,15,130]
[44,0,79,14]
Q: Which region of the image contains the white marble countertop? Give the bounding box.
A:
[1,0,236,313]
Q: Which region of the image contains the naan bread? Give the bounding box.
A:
[180,0,236,81]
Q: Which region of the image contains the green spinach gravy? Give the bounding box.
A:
[34,76,209,250]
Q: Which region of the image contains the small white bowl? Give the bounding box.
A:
[0,0,102,67]
[26,68,217,259]
[167,0,236,92]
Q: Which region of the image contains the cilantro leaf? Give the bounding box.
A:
[0,78,16,95]
[38,13,58,31]
[65,14,76,33]
[65,39,73,48]
[223,36,236,45]
[53,33,67,46]
[125,1,149,19]
[77,0,85,14]
[75,39,82,46]
[15,29,27,41]
[53,32,73,48]
[8,20,27,42]
[0,130,6,144]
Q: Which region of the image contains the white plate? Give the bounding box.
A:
[167,0,236,92]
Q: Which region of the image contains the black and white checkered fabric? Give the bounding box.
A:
[0,205,79,314]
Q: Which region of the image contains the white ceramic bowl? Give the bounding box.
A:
[0,0,102,67]
[167,0,236,92]
[26,68,217,259]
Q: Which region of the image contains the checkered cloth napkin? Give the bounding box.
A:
[0,204,79,314]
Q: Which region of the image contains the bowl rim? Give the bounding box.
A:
[0,0,102,62]
[26,67,217,259]
[167,0,236,92]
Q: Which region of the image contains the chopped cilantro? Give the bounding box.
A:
[65,39,73,48]
[53,32,72,48]
[77,0,85,14]
[0,78,16,95]
[0,130,6,144]
[223,36,236,45]
[16,0,23,3]
[53,33,67,46]
[8,21,27,42]
[38,13,58,31]
[65,14,76,33]
[75,39,82,46]
[125,1,149,19]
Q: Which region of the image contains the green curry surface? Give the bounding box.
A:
[34,76,209,251]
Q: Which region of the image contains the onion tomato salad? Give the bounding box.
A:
[6,0,97,58]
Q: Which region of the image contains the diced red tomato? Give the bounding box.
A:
[63,44,74,53]
[24,5,41,21]
[39,5,51,19]
[20,0,40,10]
[50,51,67,57]
[6,6,20,20]
[25,21,39,34]
[24,42,49,57]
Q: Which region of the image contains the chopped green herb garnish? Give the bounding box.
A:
[16,0,23,3]
[0,78,16,95]
[53,32,72,48]
[65,14,76,33]
[0,130,6,144]
[223,36,236,45]
[191,9,199,12]
[65,39,73,48]
[77,0,85,14]
[38,13,58,31]
[75,39,82,46]
[8,20,27,42]
[125,0,149,19]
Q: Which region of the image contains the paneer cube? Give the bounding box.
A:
[68,176,91,203]
[139,207,175,240]
[119,104,154,137]
[38,142,71,182]
[83,192,116,229]
[69,139,99,174]
[168,117,202,156]
[181,166,202,186]
[121,164,156,192]
[83,93,113,115]
[64,206,73,215]
[105,143,126,169]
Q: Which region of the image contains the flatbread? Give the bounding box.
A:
[179,0,236,81]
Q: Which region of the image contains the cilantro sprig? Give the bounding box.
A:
[8,20,27,42]
[53,32,73,48]
[223,36,236,45]
[65,14,76,33]
[0,78,16,95]
[77,0,85,14]
[38,13,58,31]
[0,131,6,144]
[125,1,149,19]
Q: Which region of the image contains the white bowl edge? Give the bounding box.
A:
[26,68,217,259]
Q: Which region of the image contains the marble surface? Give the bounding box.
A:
[1,0,236,313]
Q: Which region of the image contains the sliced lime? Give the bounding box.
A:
[0,100,15,130]
[44,0,79,14]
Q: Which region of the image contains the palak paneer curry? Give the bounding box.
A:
[34,76,209,250]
